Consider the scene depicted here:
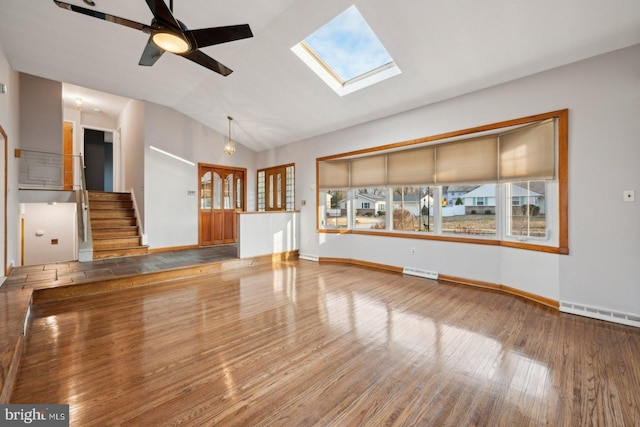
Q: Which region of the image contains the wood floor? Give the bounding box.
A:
[11,261,640,426]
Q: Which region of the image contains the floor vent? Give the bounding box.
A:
[560,301,640,328]
[403,267,438,280]
[299,253,319,262]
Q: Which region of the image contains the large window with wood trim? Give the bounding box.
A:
[257,164,295,212]
[317,110,568,254]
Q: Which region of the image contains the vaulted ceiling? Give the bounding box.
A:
[1,0,639,152]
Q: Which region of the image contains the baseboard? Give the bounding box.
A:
[268,250,299,262]
[299,253,319,262]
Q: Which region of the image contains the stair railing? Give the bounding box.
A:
[77,153,91,243]
[129,188,146,245]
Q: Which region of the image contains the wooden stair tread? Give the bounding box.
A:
[91,218,136,224]
[90,209,135,217]
[89,201,133,210]
[93,237,142,250]
[92,228,139,239]
[88,191,132,201]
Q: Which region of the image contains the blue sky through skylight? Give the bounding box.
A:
[304,6,393,82]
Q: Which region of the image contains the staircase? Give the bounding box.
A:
[88,191,148,260]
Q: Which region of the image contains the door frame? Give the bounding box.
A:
[0,125,7,276]
[198,163,247,246]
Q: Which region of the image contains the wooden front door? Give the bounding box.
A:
[264,165,286,211]
[199,164,245,246]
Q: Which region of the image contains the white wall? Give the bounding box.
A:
[239,212,300,258]
[143,102,257,249]
[0,40,21,273]
[19,73,62,153]
[144,146,198,248]
[21,203,76,265]
[263,44,640,317]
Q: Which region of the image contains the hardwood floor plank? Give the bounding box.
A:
[10,261,640,426]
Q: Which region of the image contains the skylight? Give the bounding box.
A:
[292,6,401,96]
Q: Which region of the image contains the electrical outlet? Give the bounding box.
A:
[623,190,635,202]
[411,247,416,254]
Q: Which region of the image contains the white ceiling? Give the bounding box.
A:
[1,0,639,152]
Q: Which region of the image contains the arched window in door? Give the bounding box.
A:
[213,172,222,210]
[200,171,212,209]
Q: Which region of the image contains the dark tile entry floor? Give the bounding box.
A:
[5,244,239,290]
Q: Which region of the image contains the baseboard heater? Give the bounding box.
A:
[403,266,438,280]
[560,301,640,328]
[299,253,319,262]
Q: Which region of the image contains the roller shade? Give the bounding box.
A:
[500,119,555,180]
[350,155,386,187]
[318,160,350,189]
[435,136,498,184]
[387,146,435,185]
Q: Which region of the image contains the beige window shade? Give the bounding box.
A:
[435,136,498,184]
[318,160,350,188]
[500,119,555,180]
[350,155,386,187]
[387,146,435,185]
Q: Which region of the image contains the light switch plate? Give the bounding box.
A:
[623,190,635,202]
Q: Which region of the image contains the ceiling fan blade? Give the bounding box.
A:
[145,0,181,29]
[186,24,253,49]
[182,50,233,76]
[139,37,165,66]
[53,1,150,32]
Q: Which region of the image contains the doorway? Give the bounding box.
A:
[199,164,246,245]
[84,128,113,191]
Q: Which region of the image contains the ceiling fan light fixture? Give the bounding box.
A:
[152,31,190,54]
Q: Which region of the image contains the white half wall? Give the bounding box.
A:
[239,212,300,259]
[21,202,76,265]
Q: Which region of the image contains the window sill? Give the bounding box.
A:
[318,228,567,254]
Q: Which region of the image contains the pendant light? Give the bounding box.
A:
[224,116,236,155]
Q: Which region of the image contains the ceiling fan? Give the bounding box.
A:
[53,0,253,76]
